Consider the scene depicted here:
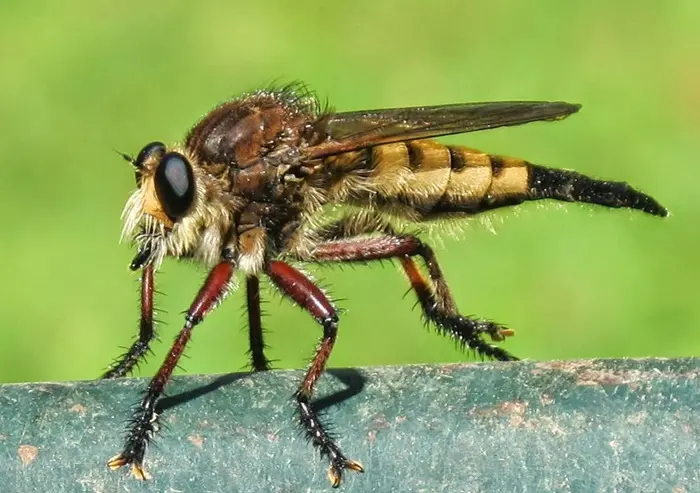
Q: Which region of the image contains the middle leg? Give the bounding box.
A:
[246,275,271,372]
[265,260,363,487]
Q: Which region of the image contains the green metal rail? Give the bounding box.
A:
[0,358,698,492]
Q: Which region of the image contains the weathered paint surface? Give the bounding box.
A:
[0,358,698,492]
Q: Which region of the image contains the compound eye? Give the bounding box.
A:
[135,141,166,168]
[134,141,166,186]
[154,152,195,221]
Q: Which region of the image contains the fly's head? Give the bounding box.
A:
[120,142,239,270]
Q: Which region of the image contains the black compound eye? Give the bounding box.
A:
[154,152,195,221]
[134,141,166,186]
[135,141,166,168]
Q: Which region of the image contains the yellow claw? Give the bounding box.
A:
[490,328,516,342]
[107,454,127,471]
[345,459,364,473]
[107,454,151,481]
[328,459,364,487]
[131,463,151,481]
[328,466,341,488]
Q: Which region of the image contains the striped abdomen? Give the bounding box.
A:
[325,140,667,218]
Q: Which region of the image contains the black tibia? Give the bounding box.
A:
[108,262,234,480]
[529,165,668,217]
[265,260,363,487]
[103,264,156,379]
[400,254,517,361]
[246,275,271,372]
[309,234,518,362]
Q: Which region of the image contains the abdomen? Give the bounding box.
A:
[323,140,667,218]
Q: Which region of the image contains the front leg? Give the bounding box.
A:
[107,261,234,480]
[266,260,363,487]
[103,263,156,378]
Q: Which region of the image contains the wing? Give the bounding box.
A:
[304,101,581,159]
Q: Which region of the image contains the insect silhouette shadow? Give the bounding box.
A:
[156,367,367,415]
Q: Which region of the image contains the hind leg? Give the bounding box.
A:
[298,229,517,361]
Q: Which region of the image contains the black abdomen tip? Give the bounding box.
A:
[645,198,669,217]
[529,165,668,217]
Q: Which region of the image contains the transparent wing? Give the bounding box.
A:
[304,101,580,159]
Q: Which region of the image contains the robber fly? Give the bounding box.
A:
[104,83,667,487]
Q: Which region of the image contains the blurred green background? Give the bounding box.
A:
[0,1,697,384]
